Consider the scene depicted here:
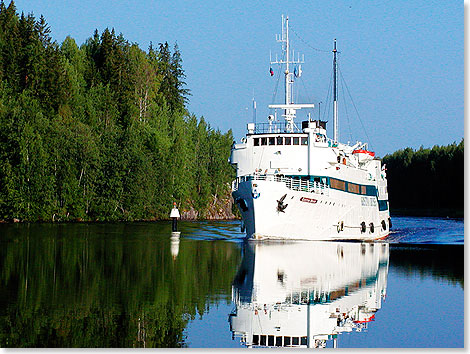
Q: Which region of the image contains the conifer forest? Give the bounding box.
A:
[0,2,234,222]
[382,140,464,216]
[0,2,463,222]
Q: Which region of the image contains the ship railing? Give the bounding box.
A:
[233,174,330,196]
[251,122,303,134]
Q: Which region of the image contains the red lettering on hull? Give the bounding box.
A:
[300,197,317,204]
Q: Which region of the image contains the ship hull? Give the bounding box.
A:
[233,178,390,241]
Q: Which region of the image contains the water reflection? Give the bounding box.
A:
[229,241,389,348]
[0,223,242,348]
[170,232,181,260]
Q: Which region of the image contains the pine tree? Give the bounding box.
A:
[0,5,236,221]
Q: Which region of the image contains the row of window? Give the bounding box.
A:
[246,173,380,198]
[253,136,308,146]
[252,334,307,347]
[330,177,377,196]
[282,175,377,196]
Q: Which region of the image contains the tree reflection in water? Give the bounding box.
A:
[0,223,241,348]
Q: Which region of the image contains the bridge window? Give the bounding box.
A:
[253,138,259,146]
[253,335,259,345]
[284,337,291,346]
[292,337,299,345]
[301,137,308,145]
[285,137,291,145]
[276,336,282,347]
[260,335,266,346]
[261,137,267,145]
[276,136,283,145]
[268,335,274,346]
[269,137,275,145]
[293,137,300,145]
[301,337,307,345]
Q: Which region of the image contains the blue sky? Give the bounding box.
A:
[13,0,463,157]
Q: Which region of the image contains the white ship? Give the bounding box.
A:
[229,241,390,348]
[229,16,390,241]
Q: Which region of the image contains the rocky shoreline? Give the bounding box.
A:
[0,195,238,223]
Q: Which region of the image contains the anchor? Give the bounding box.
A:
[277,194,288,213]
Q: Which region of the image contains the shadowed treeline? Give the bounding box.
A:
[389,244,463,289]
[0,223,242,347]
[382,140,464,217]
[0,1,234,222]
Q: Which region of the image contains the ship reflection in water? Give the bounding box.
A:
[229,241,389,348]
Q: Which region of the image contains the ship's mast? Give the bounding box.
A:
[269,15,314,132]
[333,39,338,142]
[285,16,291,106]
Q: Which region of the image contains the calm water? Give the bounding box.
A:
[0,216,463,348]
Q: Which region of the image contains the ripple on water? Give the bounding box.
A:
[180,220,245,242]
[386,216,464,244]
[178,216,463,245]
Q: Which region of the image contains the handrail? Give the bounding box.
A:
[232,174,329,196]
[251,122,303,134]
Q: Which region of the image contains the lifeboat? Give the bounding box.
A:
[353,149,375,163]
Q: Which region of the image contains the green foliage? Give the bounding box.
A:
[0,223,242,347]
[0,3,235,221]
[382,140,464,213]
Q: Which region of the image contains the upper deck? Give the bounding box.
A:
[247,120,328,135]
[229,119,381,185]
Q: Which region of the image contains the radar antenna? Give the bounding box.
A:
[269,15,314,132]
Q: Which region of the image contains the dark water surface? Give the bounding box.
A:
[0,216,463,348]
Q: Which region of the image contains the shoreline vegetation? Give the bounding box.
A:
[0,2,463,224]
[0,1,236,223]
[382,141,464,220]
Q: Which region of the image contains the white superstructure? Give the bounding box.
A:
[229,16,390,241]
[229,241,390,348]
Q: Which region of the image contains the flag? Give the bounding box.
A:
[270,67,274,76]
[294,66,297,77]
